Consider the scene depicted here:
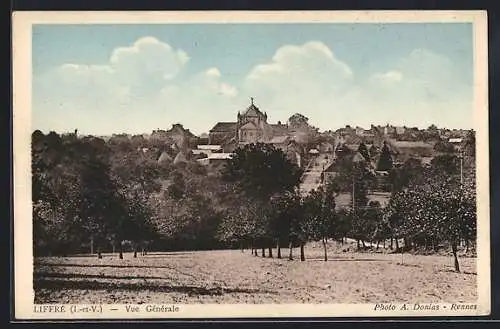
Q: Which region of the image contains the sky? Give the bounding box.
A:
[32,23,474,136]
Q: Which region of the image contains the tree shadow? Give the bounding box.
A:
[34,272,173,281]
[440,269,477,275]
[306,257,391,262]
[137,252,197,257]
[34,263,185,270]
[34,278,276,297]
[395,262,421,268]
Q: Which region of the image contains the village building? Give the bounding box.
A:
[208,98,309,167]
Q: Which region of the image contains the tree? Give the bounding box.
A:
[268,191,300,259]
[369,145,379,161]
[431,154,460,177]
[305,185,337,261]
[221,143,303,252]
[384,177,476,272]
[288,195,308,261]
[287,113,310,130]
[463,130,476,157]
[377,141,393,171]
[357,142,370,161]
[223,143,302,201]
[434,140,455,153]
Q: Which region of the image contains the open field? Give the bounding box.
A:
[34,242,477,304]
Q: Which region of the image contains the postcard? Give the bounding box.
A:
[12,10,490,320]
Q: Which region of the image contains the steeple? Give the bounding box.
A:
[250,97,254,105]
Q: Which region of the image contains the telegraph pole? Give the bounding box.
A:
[460,147,464,186]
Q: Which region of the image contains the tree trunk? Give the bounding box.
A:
[452,242,460,273]
[288,241,293,260]
[357,239,360,249]
[97,248,102,259]
[361,240,366,248]
[322,238,328,261]
[119,242,123,259]
[277,240,282,259]
[261,248,265,257]
[133,242,137,258]
[400,242,404,264]
[390,237,393,250]
[268,247,273,258]
[465,239,470,253]
[142,247,145,256]
[300,244,305,261]
[383,239,386,249]
[376,241,380,250]
[395,238,399,251]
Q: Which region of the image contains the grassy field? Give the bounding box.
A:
[34,241,477,304]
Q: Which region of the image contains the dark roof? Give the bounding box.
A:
[243,104,264,117]
[209,122,237,132]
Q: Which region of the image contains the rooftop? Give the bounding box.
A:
[208,153,234,160]
[209,122,237,132]
[197,145,222,150]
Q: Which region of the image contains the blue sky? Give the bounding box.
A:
[32,23,474,135]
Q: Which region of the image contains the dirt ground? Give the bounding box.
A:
[34,241,477,304]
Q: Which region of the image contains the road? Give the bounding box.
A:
[299,154,334,195]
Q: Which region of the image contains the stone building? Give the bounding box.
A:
[209,98,293,146]
[208,98,307,167]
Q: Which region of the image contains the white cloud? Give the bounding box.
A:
[241,41,355,123]
[33,37,239,135]
[33,38,472,136]
[241,42,471,130]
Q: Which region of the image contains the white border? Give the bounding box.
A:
[12,10,490,320]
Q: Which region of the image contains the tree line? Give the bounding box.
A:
[32,130,476,272]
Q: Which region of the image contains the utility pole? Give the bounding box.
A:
[460,147,464,186]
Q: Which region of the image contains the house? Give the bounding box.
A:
[395,126,406,135]
[208,122,237,145]
[197,145,222,152]
[448,138,463,144]
[323,162,339,183]
[196,152,233,166]
[319,141,335,153]
[355,126,365,136]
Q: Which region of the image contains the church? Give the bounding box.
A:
[208,98,289,145]
[208,98,304,166]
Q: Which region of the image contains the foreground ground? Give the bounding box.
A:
[34,242,477,304]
